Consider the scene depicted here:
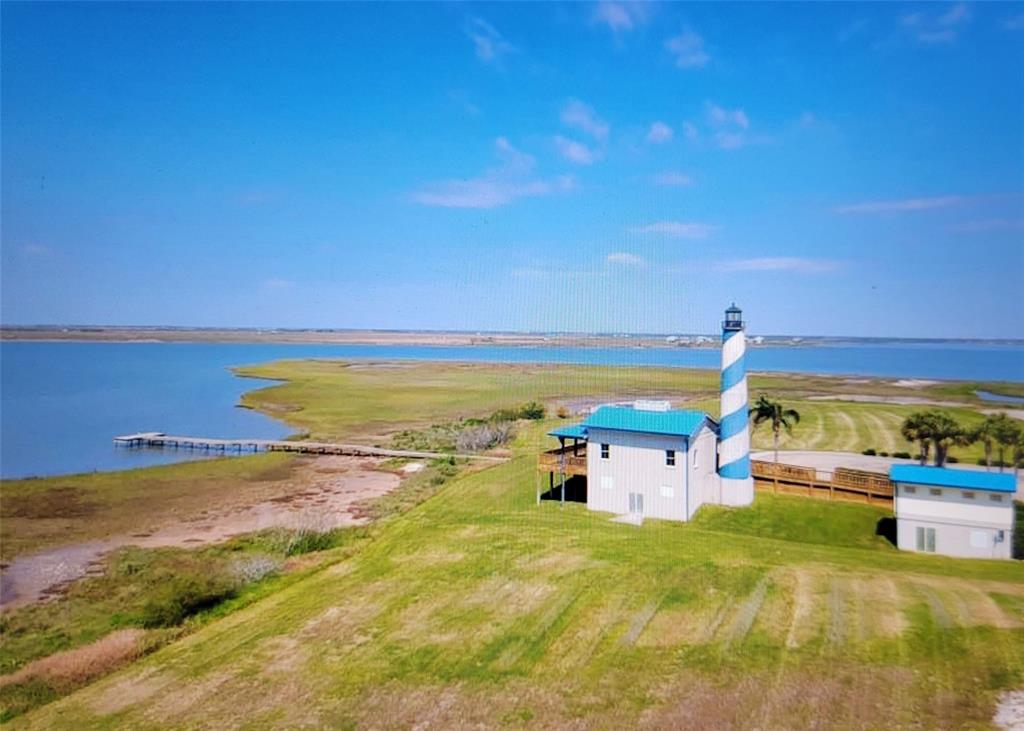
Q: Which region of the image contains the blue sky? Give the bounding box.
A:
[2,2,1022,338]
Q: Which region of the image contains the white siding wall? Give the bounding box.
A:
[687,425,721,519]
[586,428,688,521]
[895,482,1015,560]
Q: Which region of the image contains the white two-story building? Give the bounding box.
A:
[890,465,1016,560]
[547,403,722,522]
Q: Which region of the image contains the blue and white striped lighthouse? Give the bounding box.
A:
[717,303,754,506]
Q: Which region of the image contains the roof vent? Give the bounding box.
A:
[633,400,671,412]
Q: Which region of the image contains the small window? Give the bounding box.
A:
[929,488,942,497]
[692,448,698,467]
[903,485,916,494]
[963,491,975,500]
[659,484,675,498]
[970,530,988,548]
[600,443,609,459]
[665,449,675,467]
[989,494,1003,503]
[600,475,614,490]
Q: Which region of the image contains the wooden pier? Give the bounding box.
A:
[113,432,506,462]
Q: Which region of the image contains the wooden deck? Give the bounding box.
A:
[537,444,588,476]
[751,459,893,506]
[113,433,506,462]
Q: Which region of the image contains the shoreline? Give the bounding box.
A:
[3,327,1022,349]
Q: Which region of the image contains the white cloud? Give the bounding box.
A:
[554,135,600,165]
[706,102,748,129]
[1003,13,1024,30]
[21,243,52,257]
[682,121,699,140]
[646,121,673,143]
[901,2,970,43]
[832,195,964,214]
[606,252,646,266]
[494,136,535,173]
[950,218,1024,233]
[704,102,752,149]
[561,99,609,141]
[465,17,516,63]
[413,137,575,208]
[665,29,709,68]
[592,1,652,32]
[652,171,694,187]
[715,257,843,274]
[631,221,718,239]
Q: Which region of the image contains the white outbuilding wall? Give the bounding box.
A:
[894,482,1014,560]
[585,423,720,521]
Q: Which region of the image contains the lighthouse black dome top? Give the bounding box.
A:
[723,303,744,331]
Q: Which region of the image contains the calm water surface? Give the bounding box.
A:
[2,341,1022,479]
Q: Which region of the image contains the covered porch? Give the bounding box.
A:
[536,423,588,504]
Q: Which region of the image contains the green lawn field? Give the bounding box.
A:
[12,424,1024,728]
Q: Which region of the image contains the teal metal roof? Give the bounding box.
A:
[582,405,713,438]
[889,465,1017,494]
[548,423,587,440]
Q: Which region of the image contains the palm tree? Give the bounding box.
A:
[988,413,1022,473]
[922,411,967,467]
[900,412,932,465]
[1012,431,1024,481]
[972,416,999,471]
[749,394,800,463]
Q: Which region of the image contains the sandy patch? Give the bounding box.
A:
[994,690,1024,730]
[0,457,400,610]
[894,379,940,388]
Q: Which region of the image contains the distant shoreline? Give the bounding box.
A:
[2,326,1021,350]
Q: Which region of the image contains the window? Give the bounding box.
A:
[692,448,698,467]
[929,488,942,497]
[665,449,675,467]
[916,526,936,553]
[903,485,916,494]
[600,443,609,459]
[659,484,675,498]
[989,494,1003,503]
[963,491,975,500]
[969,530,988,548]
[600,475,614,490]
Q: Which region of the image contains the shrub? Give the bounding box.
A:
[455,421,516,452]
[556,406,570,419]
[945,456,959,464]
[893,451,912,459]
[518,401,546,420]
[862,448,877,456]
[878,451,889,457]
[229,555,281,583]
[140,574,237,628]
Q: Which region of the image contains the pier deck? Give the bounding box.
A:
[114,433,506,462]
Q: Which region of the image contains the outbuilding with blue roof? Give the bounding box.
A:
[889,465,1016,560]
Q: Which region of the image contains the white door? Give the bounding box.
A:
[628,492,644,516]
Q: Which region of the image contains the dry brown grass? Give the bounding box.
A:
[0,629,147,693]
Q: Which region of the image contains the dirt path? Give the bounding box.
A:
[0,457,401,610]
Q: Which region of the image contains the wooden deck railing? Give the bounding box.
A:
[751,460,893,505]
[537,444,588,476]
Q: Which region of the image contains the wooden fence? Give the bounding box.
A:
[751,460,893,506]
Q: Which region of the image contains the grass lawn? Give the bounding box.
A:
[15,441,1024,729]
